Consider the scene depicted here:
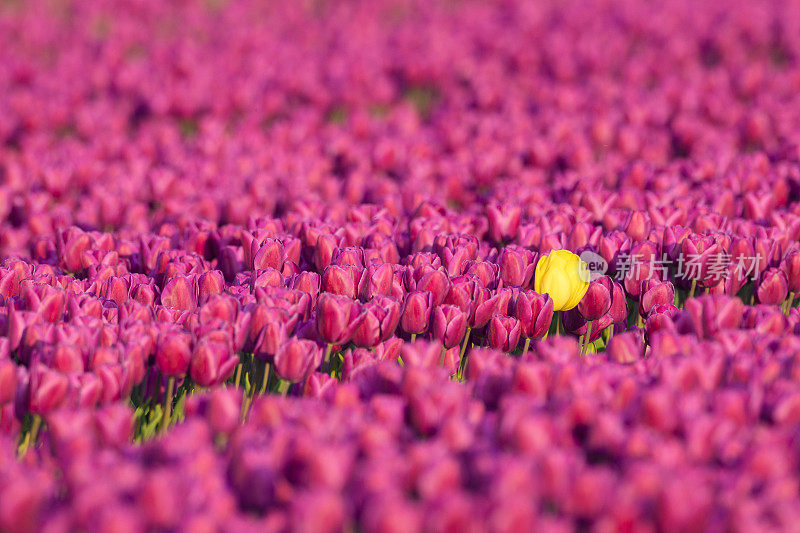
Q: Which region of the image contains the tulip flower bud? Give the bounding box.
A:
[578,276,613,320]
[28,363,68,414]
[463,260,500,289]
[440,246,472,277]
[316,293,359,345]
[400,291,434,335]
[51,343,84,374]
[357,262,394,301]
[351,296,401,347]
[534,250,589,311]
[754,237,782,272]
[487,315,522,352]
[538,233,565,254]
[415,269,451,307]
[607,331,644,363]
[511,290,553,339]
[679,234,727,288]
[498,247,536,288]
[190,338,238,387]
[131,283,156,306]
[331,246,365,269]
[218,245,242,282]
[274,339,322,382]
[289,271,321,302]
[401,340,447,368]
[644,304,679,336]
[599,231,631,276]
[321,265,359,300]
[607,281,628,324]
[639,279,676,316]
[445,279,483,315]
[314,233,338,271]
[432,305,468,348]
[623,240,660,295]
[196,270,225,299]
[57,228,92,273]
[160,275,197,311]
[487,204,522,243]
[624,211,651,242]
[253,238,284,271]
[781,251,800,293]
[433,234,479,261]
[252,306,295,360]
[662,225,691,262]
[677,296,744,338]
[757,268,789,305]
[155,331,192,377]
[103,276,130,306]
[567,222,601,250]
[473,288,513,329]
[744,305,788,335]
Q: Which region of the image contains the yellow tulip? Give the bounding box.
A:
[534,250,590,311]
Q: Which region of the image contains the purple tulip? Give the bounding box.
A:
[155,331,192,378]
[315,293,359,346]
[487,204,522,243]
[512,290,553,339]
[639,279,676,316]
[606,331,644,363]
[487,315,522,352]
[432,305,468,348]
[781,251,800,293]
[357,262,394,301]
[190,338,238,387]
[28,363,68,415]
[274,339,322,382]
[498,246,536,288]
[756,268,789,305]
[321,264,359,300]
[400,291,434,336]
[161,275,197,311]
[351,296,401,347]
[578,276,613,321]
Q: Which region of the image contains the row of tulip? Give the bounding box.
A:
[4,0,800,530]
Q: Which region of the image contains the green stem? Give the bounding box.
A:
[233,362,242,389]
[276,379,291,395]
[522,337,531,357]
[30,415,41,446]
[457,327,472,380]
[18,415,42,457]
[688,279,697,300]
[440,345,447,367]
[160,377,175,433]
[259,361,271,396]
[580,321,593,356]
[410,333,417,343]
[555,311,562,336]
[784,292,796,315]
[240,396,251,423]
[323,343,333,364]
[459,327,471,359]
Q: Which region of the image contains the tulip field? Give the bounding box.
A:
[5,0,800,530]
